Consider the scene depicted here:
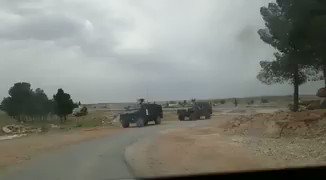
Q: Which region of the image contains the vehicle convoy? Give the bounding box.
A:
[120,103,163,128]
[177,102,212,121]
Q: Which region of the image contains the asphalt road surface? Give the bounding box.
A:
[0,121,205,180]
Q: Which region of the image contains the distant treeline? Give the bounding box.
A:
[0,82,78,123]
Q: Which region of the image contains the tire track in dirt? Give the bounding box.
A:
[125,123,268,177]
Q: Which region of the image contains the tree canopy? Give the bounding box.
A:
[53,88,77,122]
[1,83,77,122]
[257,0,326,111]
[1,82,52,121]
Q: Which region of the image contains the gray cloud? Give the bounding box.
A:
[0,15,86,40]
[0,0,323,103]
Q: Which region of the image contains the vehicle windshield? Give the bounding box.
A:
[1,0,326,179]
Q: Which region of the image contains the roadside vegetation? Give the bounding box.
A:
[0,82,77,123]
[0,82,122,136]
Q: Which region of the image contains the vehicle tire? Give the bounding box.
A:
[189,113,199,120]
[205,115,211,119]
[144,121,148,126]
[178,115,185,121]
[136,117,145,127]
[155,116,161,125]
[121,119,130,128]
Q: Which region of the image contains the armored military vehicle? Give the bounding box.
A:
[72,106,88,117]
[177,102,212,121]
[120,103,163,128]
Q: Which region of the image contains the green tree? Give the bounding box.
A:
[53,89,75,122]
[1,82,53,121]
[7,82,33,121]
[303,2,326,86]
[1,97,16,117]
[31,88,52,120]
[257,0,320,111]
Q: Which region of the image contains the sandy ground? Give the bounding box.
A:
[125,115,268,177]
[2,107,326,178]
[0,127,124,169]
[125,110,326,177]
[0,109,125,169]
[0,109,178,172]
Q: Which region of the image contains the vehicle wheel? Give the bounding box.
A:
[121,119,130,128]
[178,115,185,121]
[205,115,211,119]
[144,121,148,126]
[189,113,199,120]
[136,117,145,127]
[155,116,162,125]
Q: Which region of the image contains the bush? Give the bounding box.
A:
[220,100,226,104]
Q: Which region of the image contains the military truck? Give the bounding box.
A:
[72,106,88,117]
[120,103,163,128]
[177,102,212,121]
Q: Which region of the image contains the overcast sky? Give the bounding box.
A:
[0,0,323,103]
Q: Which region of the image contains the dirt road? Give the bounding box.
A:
[125,116,269,177]
[0,120,208,180]
[125,111,326,178]
[0,127,123,169]
[2,108,324,179]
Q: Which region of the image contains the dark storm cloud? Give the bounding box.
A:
[0,0,323,103]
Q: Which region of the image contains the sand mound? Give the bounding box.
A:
[223,110,326,138]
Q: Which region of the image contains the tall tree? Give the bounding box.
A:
[257,0,320,111]
[8,82,33,120]
[53,89,75,122]
[303,2,326,86]
[257,54,308,111]
[31,88,52,120]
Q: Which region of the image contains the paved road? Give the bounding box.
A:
[0,121,205,180]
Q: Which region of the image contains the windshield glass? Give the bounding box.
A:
[0,0,326,179]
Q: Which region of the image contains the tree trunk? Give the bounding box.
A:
[323,65,326,88]
[293,65,300,112]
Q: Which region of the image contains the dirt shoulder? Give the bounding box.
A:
[125,115,269,177]
[0,127,124,169]
[222,110,326,168]
[125,111,326,177]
